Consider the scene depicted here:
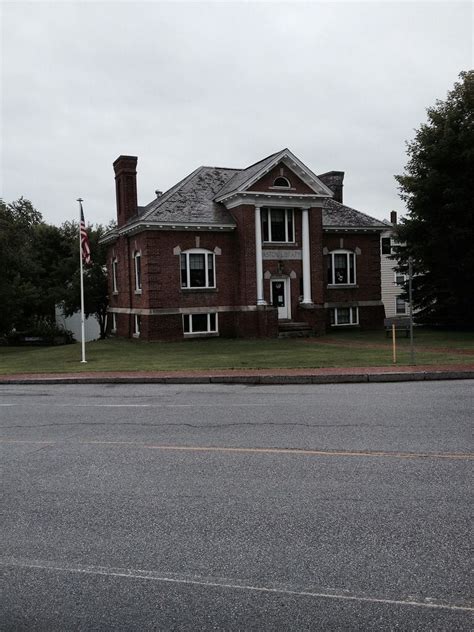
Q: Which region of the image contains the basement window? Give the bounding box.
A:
[133,314,141,337]
[330,307,359,326]
[183,313,218,335]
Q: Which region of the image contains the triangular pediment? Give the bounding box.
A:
[214,149,333,202]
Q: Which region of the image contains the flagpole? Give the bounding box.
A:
[77,198,87,363]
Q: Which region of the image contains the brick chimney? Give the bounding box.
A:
[317,171,344,203]
[390,210,397,224]
[113,155,138,227]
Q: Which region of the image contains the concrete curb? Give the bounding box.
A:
[0,370,473,385]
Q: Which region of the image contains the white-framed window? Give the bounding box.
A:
[330,306,359,326]
[262,208,294,243]
[111,312,117,333]
[183,313,218,335]
[396,297,407,315]
[133,314,141,337]
[112,258,118,293]
[328,250,356,285]
[180,249,215,289]
[381,237,391,255]
[134,251,142,292]
[273,176,291,188]
[394,271,406,286]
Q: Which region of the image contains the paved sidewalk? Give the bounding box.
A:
[1,363,473,385]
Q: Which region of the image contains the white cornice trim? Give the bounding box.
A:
[106,221,237,239]
[223,193,328,209]
[323,226,385,233]
[108,305,259,315]
[99,229,119,244]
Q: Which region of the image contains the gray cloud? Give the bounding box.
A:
[2,1,472,226]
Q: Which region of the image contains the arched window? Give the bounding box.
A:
[180,249,216,289]
[273,176,291,188]
[112,258,118,293]
[327,250,356,285]
[133,251,142,292]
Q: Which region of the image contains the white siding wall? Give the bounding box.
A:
[55,305,101,342]
[380,229,408,318]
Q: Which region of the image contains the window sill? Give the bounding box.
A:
[112,291,119,296]
[331,323,360,327]
[263,242,297,246]
[181,288,218,293]
[327,284,359,289]
[132,333,140,338]
[134,290,142,295]
[183,332,219,338]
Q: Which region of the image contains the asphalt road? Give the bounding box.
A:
[1,381,472,631]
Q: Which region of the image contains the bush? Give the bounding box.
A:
[7,323,74,346]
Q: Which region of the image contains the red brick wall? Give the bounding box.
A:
[106,222,383,340]
[228,205,258,306]
[322,232,383,331]
[323,233,381,303]
[141,231,238,309]
[113,156,138,228]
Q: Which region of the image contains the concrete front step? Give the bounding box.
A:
[278,321,311,331]
[278,321,313,338]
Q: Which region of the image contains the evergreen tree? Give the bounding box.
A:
[394,71,474,327]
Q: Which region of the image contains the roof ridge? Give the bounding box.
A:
[200,165,242,172]
[239,149,285,171]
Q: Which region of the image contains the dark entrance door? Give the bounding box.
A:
[271,279,288,319]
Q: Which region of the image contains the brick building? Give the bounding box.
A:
[101,149,386,340]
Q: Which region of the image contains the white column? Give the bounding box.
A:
[255,206,266,305]
[301,207,312,304]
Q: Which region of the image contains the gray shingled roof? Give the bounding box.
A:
[125,159,385,230]
[141,166,239,225]
[322,198,385,229]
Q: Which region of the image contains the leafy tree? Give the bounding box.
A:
[0,198,44,334]
[394,71,474,327]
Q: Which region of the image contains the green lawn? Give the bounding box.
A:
[1,328,473,374]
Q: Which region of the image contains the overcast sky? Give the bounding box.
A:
[1,1,472,226]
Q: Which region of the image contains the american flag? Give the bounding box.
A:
[80,202,91,264]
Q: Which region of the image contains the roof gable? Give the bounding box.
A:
[249,161,316,194]
[215,149,333,201]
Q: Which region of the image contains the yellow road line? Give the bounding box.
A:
[1,439,472,460]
